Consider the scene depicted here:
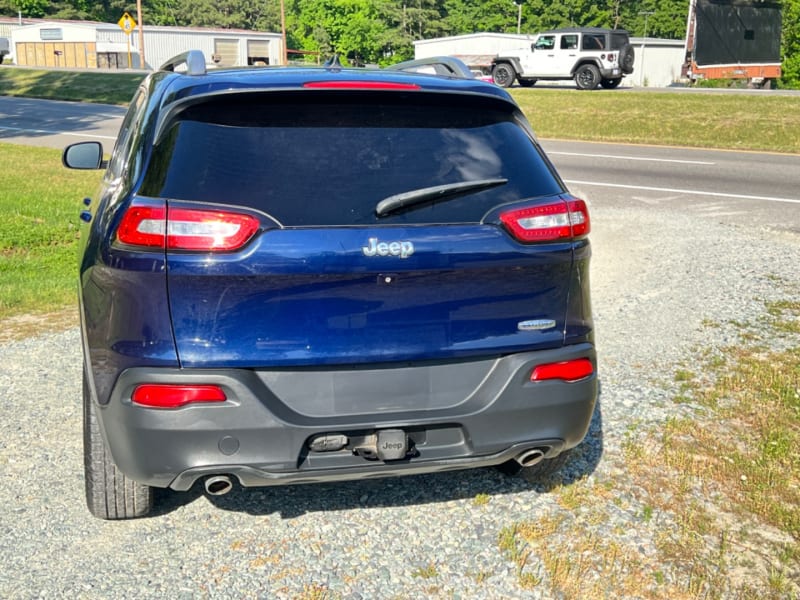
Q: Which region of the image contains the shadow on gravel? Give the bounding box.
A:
[150,388,604,519]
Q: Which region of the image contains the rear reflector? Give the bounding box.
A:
[303,81,421,90]
[117,202,260,251]
[499,198,590,243]
[131,384,227,409]
[530,359,594,383]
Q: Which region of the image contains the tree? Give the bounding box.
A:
[6,0,49,18]
[781,0,800,86]
[619,0,687,39]
[443,0,527,34]
[287,0,392,64]
[144,0,281,30]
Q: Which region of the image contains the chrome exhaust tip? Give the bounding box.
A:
[515,448,546,468]
[204,475,234,496]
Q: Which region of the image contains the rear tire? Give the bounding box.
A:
[492,63,516,88]
[575,64,601,90]
[600,77,622,89]
[84,371,153,519]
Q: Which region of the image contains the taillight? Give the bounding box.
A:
[499,199,590,243]
[530,359,594,382]
[116,204,166,248]
[166,208,259,251]
[303,81,420,90]
[116,202,260,251]
[131,384,227,409]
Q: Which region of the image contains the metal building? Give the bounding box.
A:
[2,17,283,70]
[630,38,686,87]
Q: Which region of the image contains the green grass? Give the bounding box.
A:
[510,89,800,154]
[0,67,143,105]
[0,143,102,320]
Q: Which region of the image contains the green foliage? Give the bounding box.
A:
[443,0,520,34]
[286,0,450,65]
[148,0,282,32]
[8,0,48,18]
[289,0,384,63]
[618,0,687,39]
[781,0,800,87]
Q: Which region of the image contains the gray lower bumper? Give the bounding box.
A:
[599,67,622,79]
[96,344,597,490]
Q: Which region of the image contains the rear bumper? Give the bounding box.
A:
[599,67,622,79]
[95,344,597,490]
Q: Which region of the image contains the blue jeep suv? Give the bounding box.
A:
[63,52,596,519]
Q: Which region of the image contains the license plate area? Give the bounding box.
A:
[301,426,465,469]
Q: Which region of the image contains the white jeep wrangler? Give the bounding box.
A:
[492,27,635,90]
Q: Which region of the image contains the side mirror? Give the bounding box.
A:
[62,141,104,170]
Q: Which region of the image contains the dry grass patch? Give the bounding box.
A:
[499,298,799,598]
[623,340,799,597]
[498,490,699,598]
[0,306,78,343]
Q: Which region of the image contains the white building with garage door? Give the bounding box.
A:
[4,18,283,70]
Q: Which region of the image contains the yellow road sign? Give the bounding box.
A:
[118,12,137,35]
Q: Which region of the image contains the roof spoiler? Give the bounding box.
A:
[160,50,207,76]
[386,56,475,79]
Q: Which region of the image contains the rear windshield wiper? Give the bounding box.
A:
[375,178,508,218]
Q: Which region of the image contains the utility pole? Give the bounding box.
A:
[136,0,145,68]
[638,10,654,86]
[514,0,523,35]
[280,0,287,65]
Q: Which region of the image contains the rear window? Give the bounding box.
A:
[611,32,629,50]
[582,34,607,51]
[140,92,563,226]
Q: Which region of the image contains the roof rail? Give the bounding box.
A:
[160,50,207,76]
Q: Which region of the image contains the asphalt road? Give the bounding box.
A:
[0,96,124,148]
[1,95,799,235]
[541,139,800,236]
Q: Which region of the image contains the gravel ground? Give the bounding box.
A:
[0,203,798,598]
